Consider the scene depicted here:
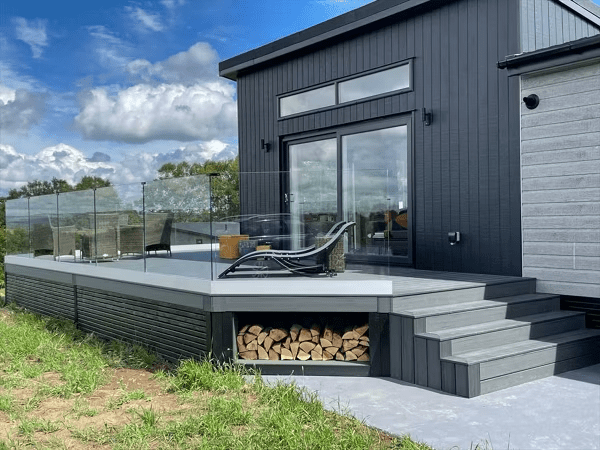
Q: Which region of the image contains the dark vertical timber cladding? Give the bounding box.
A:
[236,0,522,275]
[389,314,403,379]
[211,312,234,361]
[368,312,390,377]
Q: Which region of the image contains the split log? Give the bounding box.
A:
[332,332,343,348]
[358,353,370,361]
[269,328,288,342]
[257,345,269,360]
[320,338,333,348]
[311,350,323,361]
[283,336,292,349]
[325,346,340,356]
[246,341,258,351]
[243,333,257,344]
[268,349,279,360]
[345,351,358,361]
[335,352,345,361]
[298,328,312,342]
[248,324,263,336]
[240,350,257,360]
[342,339,359,352]
[263,335,274,352]
[342,329,361,340]
[290,324,302,341]
[299,341,316,353]
[280,348,293,360]
[236,335,245,350]
[297,349,311,361]
[323,326,333,342]
[272,343,282,354]
[290,341,300,359]
[322,349,334,361]
[354,324,369,337]
[352,345,367,357]
[239,324,250,334]
[257,331,268,345]
[310,324,321,337]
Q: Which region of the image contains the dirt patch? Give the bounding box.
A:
[0,367,190,447]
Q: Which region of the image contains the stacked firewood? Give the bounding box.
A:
[237,323,369,361]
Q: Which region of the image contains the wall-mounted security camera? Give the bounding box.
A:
[523,94,539,110]
[448,231,460,246]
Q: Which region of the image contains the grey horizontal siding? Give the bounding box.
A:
[521,60,600,299]
[6,274,75,320]
[77,287,210,362]
[521,0,600,53]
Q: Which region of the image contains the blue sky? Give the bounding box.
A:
[1,0,599,196]
[0,0,374,195]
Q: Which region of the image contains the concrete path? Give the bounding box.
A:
[264,363,600,450]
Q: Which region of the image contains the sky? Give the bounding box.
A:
[0,0,375,196]
[2,0,600,197]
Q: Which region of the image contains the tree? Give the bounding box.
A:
[156,157,240,220]
[75,176,112,191]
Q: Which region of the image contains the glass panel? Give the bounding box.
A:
[29,194,59,259]
[289,139,338,249]
[144,175,211,279]
[342,125,408,258]
[57,190,94,262]
[338,64,410,104]
[280,85,335,117]
[5,198,30,257]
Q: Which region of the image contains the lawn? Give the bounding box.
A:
[0,302,433,449]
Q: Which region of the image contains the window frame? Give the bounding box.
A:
[278,60,413,119]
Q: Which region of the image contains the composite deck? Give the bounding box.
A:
[5,252,600,397]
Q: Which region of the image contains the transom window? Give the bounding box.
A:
[279,61,411,118]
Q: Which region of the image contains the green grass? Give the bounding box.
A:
[0,303,434,449]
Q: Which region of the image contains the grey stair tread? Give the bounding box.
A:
[401,293,558,318]
[444,328,600,364]
[419,310,585,341]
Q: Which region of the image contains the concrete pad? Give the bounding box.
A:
[264,363,600,450]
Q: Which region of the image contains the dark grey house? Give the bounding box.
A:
[220,0,599,278]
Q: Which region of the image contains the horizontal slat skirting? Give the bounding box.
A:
[77,290,207,331]
[6,274,75,320]
[561,296,600,329]
[77,315,205,358]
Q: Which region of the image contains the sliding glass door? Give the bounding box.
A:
[286,118,411,263]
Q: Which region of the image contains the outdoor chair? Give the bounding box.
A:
[120,212,173,256]
[31,217,77,259]
[218,221,355,278]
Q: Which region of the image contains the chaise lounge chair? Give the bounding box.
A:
[218,221,355,278]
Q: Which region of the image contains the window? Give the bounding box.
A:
[279,85,335,117]
[338,64,410,103]
[279,61,411,118]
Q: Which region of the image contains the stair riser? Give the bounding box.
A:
[393,280,536,310]
[480,352,600,395]
[448,315,586,355]
[480,338,600,380]
[424,297,560,332]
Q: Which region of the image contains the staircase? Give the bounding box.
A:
[391,278,600,397]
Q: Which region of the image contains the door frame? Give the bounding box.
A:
[281,115,414,266]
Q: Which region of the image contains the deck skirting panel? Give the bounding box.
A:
[77,287,210,362]
[6,274,76,321]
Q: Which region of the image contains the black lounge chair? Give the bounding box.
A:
[218,221,355,278]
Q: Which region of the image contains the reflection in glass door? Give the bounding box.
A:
[342,126,408,258]
[289,138,337,249]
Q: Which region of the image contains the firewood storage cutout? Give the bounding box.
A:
[236,322,369,362]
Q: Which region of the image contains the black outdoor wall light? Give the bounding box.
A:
[422,107,432,126]
[261,138,271,152]
[448,231,460,246]
[523,94,539,110]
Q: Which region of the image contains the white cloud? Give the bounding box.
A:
[161,0,185,9]
[14,18,48,58]
[0,85,47,134]
[0,140,238,196]
[74,82,237,143]
[127,42,219,84]
[87,25,131,69]
[126,6,164,32]
[0,143,115,194]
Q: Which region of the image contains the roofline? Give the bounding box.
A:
[219,0,600,81]
[219,0,435,81]
[497,34,600,75]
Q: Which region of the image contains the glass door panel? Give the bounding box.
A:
[289,138,337,249]
[342,125,408,258]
